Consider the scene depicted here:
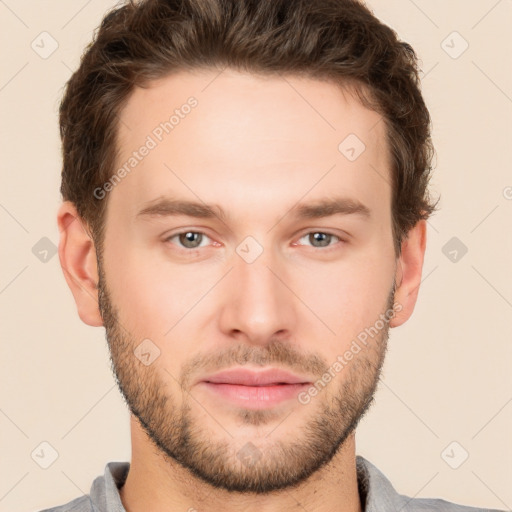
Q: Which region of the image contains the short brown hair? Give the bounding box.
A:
[59,0,437,256]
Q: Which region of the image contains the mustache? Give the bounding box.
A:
[179,340,329,388]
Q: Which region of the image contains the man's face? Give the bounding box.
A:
[98,69,398,493]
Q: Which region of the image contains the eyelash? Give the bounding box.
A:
[164,230,345,252]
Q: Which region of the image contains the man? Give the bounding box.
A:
[42,0,503,510]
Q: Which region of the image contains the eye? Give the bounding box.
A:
[165,231,212,250]
[164,230,344,252]
[296,231,343,249]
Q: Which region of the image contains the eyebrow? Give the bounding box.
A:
[136,196,371,222]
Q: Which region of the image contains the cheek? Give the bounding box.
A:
[102,250,202,382]
[299,250,395,354]
[104,241,219,347]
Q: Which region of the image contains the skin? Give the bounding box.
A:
[57,68,426,512]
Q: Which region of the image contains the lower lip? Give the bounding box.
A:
[199,382,310,409]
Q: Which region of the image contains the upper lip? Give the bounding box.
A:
[200,368,313,386]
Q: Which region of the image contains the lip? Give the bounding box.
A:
[197,368,313,409]
[200,368,312,386]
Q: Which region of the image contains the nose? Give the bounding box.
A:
[217,246,298,346]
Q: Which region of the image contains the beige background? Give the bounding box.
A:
[1,1,511,511]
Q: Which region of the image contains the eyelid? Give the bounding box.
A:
[294,222,350,238]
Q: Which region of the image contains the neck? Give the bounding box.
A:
[119,415,362,512]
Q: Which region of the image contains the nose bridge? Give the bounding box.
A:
[218,241,296,343]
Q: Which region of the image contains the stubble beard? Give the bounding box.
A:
[98,260,393,494]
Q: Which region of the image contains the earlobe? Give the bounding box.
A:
[57,201,104,327]
[389,220,427,328]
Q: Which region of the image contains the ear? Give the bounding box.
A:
[389,219,427,328]
[57,201,103,327]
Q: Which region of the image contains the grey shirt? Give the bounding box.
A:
[39,455,504,511]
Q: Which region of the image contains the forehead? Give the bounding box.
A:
[110,68,391,223]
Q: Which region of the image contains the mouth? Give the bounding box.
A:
[197,368,313,409]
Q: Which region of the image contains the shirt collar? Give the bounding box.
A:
[356,455,407,510]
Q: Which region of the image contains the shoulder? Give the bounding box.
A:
[356,455,505,512]
[36,461,129,512]
[36,495,95,512]
[397,496,503,511]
